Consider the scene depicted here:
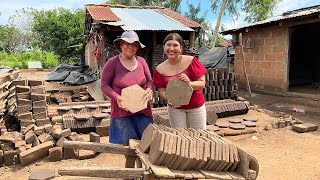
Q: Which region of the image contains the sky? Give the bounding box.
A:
[0,0,319,31]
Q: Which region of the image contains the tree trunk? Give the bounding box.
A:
[210,0,228,48]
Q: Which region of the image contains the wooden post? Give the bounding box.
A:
[63,141,136,156]
[58,167,145,179]
[189,31,195,50]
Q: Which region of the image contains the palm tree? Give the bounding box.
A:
[210,0,241,47]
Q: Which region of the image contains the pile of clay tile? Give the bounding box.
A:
[0,70,20,133]
[54,101,111,134]
[203,67,239,101]
[139,124,258,179]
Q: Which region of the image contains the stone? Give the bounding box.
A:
[60,129,72,138]
[28,80,44,87]
[1,142,14,151]
[33,100,47,107]
[17,98,32,106]
[85,104,99,109]
[96,125,109,136]
[25,130,37,144]
[0,131,23,143]
[4,150,19,166]
[121,84,148,113]
[31,85,45,94]
[31,93,46,101]
[38,133,53,143]
[207,125,220,131]
[165,79,193,106]
[74,114,92,121]
[264,124,273,131]
[33,111,48,120]
[28,169,56,180]
[241,121,257,127]
[206,110,218,125]
[78,150,96,160]
[34,126,45,135]
[71,105,85,110]
[278,120,286,128]
[229,119,244,123]
[21,124,36,135]
[214,122,230,128]
[18,112,33,120]
[33,107,47,114]
[36,118,51,127]
[64,148,79,159]
[89,132,100,143]
[92,113,110,120]
[19,141,54,166]
[52,128,62,139]
[20,119,36,127]
[15,140,27,148]
[48,147,63,162]
[243,117,258,122]
[292,123,318,133]
[229,123,246,130]
[51,116,63,124]
[16,85,30,93]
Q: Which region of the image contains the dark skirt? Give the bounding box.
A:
[109,114,153,145]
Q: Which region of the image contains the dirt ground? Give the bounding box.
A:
[1,70,319,179]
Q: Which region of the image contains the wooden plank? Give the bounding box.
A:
[58,167,145,179]
[63,140,136,156]
[0,70,20,79]
[0,81,10,90]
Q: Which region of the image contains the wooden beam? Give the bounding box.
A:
[63,141,136,156]
[58,167,146,179]
[0,70,20,79]
[189,31,195,50]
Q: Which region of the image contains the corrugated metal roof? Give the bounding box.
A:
[222,5,320,34]
[86,5,120,21]
[110,8,194,31]
[157,8,202,28]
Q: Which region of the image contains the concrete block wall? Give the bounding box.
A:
[234,26,289,93]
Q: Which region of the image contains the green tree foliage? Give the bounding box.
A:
[32,8,85,63]
[0,25,23,53]
[184,2,209,47]
[0,50,59,69]
[243,0,281,23]
[8,8,40,51]
[106,0,182,11]
[210,0,281,47]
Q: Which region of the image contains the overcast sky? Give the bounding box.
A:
[0,0,319,30]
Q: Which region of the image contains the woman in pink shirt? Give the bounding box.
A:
[153,33,207,129]
[101,31,153,145]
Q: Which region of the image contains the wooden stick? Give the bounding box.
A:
[63,141,136,156]
[239,33,252,105]
[58,167,145,178]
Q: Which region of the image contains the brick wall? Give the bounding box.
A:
[234,26,289,93]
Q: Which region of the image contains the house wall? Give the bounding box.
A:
[234,25,289,93]
[85,40,98,70]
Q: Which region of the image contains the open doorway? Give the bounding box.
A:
[288,22,320,94]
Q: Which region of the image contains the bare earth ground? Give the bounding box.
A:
[0,70,319,179]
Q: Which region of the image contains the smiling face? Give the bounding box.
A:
[120,40,139,59]
[164,40,182,60]
[163,33,184,60]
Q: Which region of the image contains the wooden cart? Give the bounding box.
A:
[58,140,259,179]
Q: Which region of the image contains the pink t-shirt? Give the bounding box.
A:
[100,55,153,119]
[153,57,206,109]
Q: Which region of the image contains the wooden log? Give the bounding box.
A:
[58,167,145,179]
[63,141,136,156]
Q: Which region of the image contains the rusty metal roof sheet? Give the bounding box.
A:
[222,5,320,34]
[156,8,202,28]
[86,5,120,21]
[109,8,193,31]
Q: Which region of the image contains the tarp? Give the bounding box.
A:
[46,63,98,86]
[198,47,228,68]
